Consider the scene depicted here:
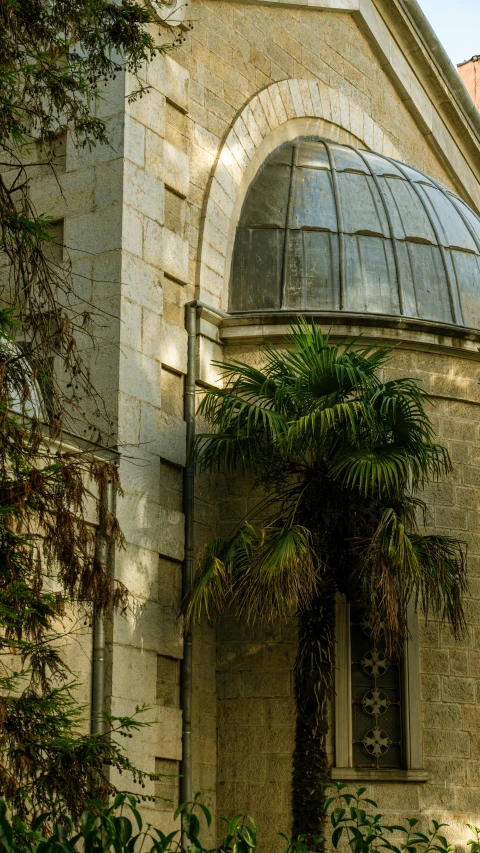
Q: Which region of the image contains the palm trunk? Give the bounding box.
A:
[291,581,336,847]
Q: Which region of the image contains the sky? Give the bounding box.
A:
[417,0,480,67]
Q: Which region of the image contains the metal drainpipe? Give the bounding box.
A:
[91,474,114,734]
[180,300,229,820]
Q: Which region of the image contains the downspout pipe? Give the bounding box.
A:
[91,474,115,734]
[180,300,229,819]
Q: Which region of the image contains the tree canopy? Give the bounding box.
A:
[0,0,174,821]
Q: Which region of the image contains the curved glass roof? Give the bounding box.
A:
[229,137,480,329]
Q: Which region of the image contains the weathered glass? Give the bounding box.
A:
[229,137,480,329]
[350,608,402,770]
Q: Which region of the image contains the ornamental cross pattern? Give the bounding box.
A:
[350,608,402,769]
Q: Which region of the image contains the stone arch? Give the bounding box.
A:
[198,79,402,310]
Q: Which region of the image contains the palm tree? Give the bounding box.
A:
[184,320,466,845]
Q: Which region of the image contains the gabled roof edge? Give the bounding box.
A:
[399,0,480,145]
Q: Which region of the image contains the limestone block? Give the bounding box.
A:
[128,85,166,139]
[298,80,314,116]
[124,115,146,168]
[423,728,470,758]
[160,319,188,374]
[421,673,440,701]
[70,255,93,304]
[420,648,450,674]
[202,240,224,278]
[119,347,161,402]
[118,452,161,503]
[242,103,263,149]
[202,219,228,258]
[198,336,223,387]
[206,198,229,239]
[226,128,249,173]
[249,94,270,138]
[124,160,164,225]
[115,543,160,601]
[421,785,458,811]
[66,113,124,171]
[209,178,233,219]
[30,167,95,220]
[424,757,466,785]
[266,755,292,783]
[122,205,144,258]
[143,217,163,269]
[241,671,291,698]
[269,83,288,124]
[288,79,304,118]
[162,140,189,198]
[142,309,163,361]
[265,697,296,728]
[120,298,142,351]
[199,265,224,305]
[147,55,189,114]
[423,702,463,730]
[161,228,189,284]
[195,123,220,161]
[121,251,163,313]
[450,649,469,676]
[95,71,129,120]
[111,699,183,761]
[64,203,123,259]
[218,698,265,727]
[141,403,186,466]
[442,676,476,703]
[94,158,124,208]
[111,645,157,703]
[117,390,142,444]
[217,671,242,699]
[113,596,183,658]
[145,129,163,181]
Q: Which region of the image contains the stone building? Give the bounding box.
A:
[35,0,480,848]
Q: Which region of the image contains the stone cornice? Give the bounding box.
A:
[219,314,480,361]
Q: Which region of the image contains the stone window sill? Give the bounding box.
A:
[331,767,429,783]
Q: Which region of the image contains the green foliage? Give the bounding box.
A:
[187,319,467,653]
[0,0,176,440]
[324,783,454,853]
[0,308,165,822]
[0,0,176,815]
[0,786,475,853]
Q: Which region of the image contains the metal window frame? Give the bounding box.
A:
[332,595,428,783]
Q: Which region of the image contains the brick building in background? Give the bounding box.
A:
[458,56,480,109]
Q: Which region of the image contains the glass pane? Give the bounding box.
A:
[350,607,403,769]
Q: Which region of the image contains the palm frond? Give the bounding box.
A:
[236,523,321,622]
[328,445,412,499]
[182,523,258,627]
[287,400,368,452]
[359,507,467,652]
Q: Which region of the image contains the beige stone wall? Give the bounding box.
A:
[214,339,480,846]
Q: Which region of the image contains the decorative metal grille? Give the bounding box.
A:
[350,607,402,769]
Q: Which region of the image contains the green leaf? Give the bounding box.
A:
[229,815,244,835]
[331,808,346,828]
[332,827,344,849]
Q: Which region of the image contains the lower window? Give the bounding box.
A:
[332,596,427,782]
